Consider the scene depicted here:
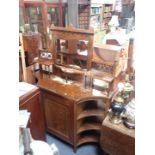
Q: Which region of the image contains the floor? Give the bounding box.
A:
[46,133,106,155]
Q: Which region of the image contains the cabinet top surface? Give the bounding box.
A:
[103,115,135,138]
[19,82,38,98]
[37,74,109,102]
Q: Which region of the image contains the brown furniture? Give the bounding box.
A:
[100,115,135,155]
[93,44,127,78]
[50,25,94,70]
[37,73,112,150]
[91,44,126,95]
[19,86,45,141]
[22,33,42,66]
[31,26,128,151]
[78,1,90,29]
[49,25,126,96]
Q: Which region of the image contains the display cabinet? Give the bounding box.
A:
[24,3,47,48]
[90,4,102,31]
[78,3,90,29]
[21,0,68,49]
[38,73,111,151]
[19,86,46,141]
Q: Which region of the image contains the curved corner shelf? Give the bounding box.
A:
[77,109,104,120]
[77,135,99,147]
[77,122,101,134]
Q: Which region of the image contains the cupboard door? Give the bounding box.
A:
[43,92,74,144]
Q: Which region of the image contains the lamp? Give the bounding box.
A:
[108,15,119,33]
[122,74,134,102]
[109,92,125,124]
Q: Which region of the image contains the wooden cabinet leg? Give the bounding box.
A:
[73,146,77,153]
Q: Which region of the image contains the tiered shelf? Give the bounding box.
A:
[76,99,106,147]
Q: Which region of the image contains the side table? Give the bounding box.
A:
[100,115,135,155]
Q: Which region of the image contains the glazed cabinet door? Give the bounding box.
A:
[42,91,74,144]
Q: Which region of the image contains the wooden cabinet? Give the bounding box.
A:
[38,74,111,150]
[100,115,135,155]
[20,0,68,49]
[78,3,90,29]
[19,87,45,141]
[22,33,42,66]
[42,90,74,144]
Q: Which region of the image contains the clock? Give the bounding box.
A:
[39,49,52,60]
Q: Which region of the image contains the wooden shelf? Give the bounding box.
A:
[89,69,114,82]
[103,4,113,30]
[77,109,104,120]
[77,135,99,147]
[77,122,101,134]
[92,57,114,66]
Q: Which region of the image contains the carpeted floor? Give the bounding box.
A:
[46,133,106,155]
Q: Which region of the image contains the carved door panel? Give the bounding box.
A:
[43,92,74,144]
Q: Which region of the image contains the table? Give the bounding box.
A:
[100,115,135,155]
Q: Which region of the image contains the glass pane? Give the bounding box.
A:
[26,6,43,33]
[62,5,68,27]
[47,7,59,27]
[26,6,47,48]
[19,7,25,28]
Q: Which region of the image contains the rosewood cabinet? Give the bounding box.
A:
[38,73,111,150]
[19,87,45,141]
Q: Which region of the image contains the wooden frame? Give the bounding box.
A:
[21,0,65,48]
[50,25,94,70]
